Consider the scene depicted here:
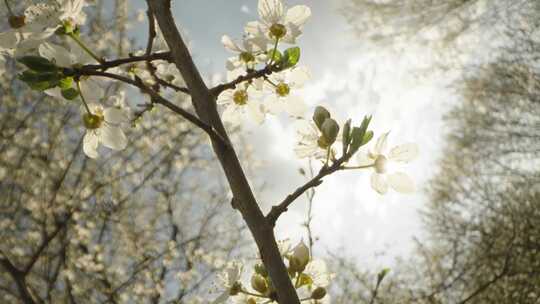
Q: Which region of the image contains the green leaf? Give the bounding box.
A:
[267,49,282,62]
[281,47,300,68]
[61,88,79,100]
[59,77,74,90]
[361,130,374,146]
[19,71,59,91]
[342,119,352,155]
[29,81,55,91]
[18,56,57,72]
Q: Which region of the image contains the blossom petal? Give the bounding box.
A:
[39,42,72,67]
[389,143,419,162]
[247,100,265,124]
[258,0,284,24]
[357,152,374,166]
[0,31,18,50]
[373,132,389,155]
[80,79,104,103]
[370,173,388,195]
[283,95,307,117]
[289,66,310,87]
[211,291,229,304]
[100,125,127,151]
[221,35,242,53]
[83,131,99,159]
[388,172,415,193]
[104,107,126,124]
[285,5,311,27]
[222,105,242,125]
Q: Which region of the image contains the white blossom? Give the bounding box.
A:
[357,132,419,194]
[264,66,309,117]
[246,0,311,44]
[82,103,127,159]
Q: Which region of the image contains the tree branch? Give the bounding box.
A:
[74,68,227,147]
[267,156,350,226]
[147,1,301,303]
[83,52,172,70]
[0,253,37,304]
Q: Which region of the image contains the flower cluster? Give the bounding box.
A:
[212,240,333,304]
[218,0,311,125]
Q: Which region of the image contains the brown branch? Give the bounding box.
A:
[267,156,350,226]
[83,52,172,70]
[0,253,37,304]
[210,64,281,97]
[74,68,227,147]
[147,1,301,303]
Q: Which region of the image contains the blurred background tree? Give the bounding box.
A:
[0,1,251,303]
[330,0,540,303]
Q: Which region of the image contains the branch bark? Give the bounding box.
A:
[147,1,301,303]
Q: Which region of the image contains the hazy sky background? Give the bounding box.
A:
[132,0,456,268]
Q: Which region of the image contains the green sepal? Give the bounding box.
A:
[18,56,57,72]
[281,47,300,68]
[59,77,74,90]
[61,88,79,100]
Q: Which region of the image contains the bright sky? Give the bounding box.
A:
[133,0,455,268]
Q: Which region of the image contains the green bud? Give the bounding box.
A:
[254,263,268,277]
[18,56,57,72]
[59,77,74,90]
[247,298,257,304]
[311,287,327,300]
[251,274,268,294]
[313,106,331,130]
[321,118,339,145]
[342,119,352,155]
[61,88,79,100]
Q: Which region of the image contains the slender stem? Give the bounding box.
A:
[68,33,104,64]
[4,0,13,16]
[268,38,280,65]
[341,164,375,170]
[324,146,331,166]
[76,81,92,114]
[240,290,269,299]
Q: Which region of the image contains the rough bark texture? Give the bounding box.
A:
[148,1,301,303]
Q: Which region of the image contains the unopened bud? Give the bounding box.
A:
[254,263,268,277]
[251,274,268,294]
[321,118,339,145]
[311,287,327,300]
[247,298,257,304]
[313,106,331,130]
[289,241,310,272]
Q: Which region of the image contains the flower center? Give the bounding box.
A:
[269,23,287,39]
[83,113,104,130]
[233,89,248,105]
[8,15,26,29]
[275,82,290,97]
[239,51,255,63]
[374,155,388,174]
